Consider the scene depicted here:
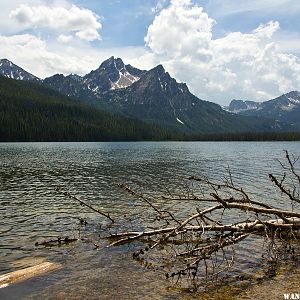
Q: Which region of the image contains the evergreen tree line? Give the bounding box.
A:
[183,131,300,141]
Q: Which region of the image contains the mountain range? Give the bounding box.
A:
[0,57,299,134]
[43,56,145,99]
[226,92,300,128]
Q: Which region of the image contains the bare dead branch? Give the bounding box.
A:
[269,173,300,204]
[57,189,114,223]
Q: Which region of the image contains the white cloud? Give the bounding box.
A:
[253,21,280,38]
[9,4,102,41]
[145,0,300,104]
[0,33,149,78]
[57,34,73,43]
[0,0,42,34]
[0,34,88,76]
[145,0,215,61]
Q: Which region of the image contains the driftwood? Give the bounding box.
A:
[109,217,300,240]
[0,262,62,288]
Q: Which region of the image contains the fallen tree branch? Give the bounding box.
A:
[107,218,300,244]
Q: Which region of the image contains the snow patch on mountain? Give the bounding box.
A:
[110,69,140,90]
[176,117,185,125]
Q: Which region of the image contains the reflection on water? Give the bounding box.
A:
[0,141,300,299]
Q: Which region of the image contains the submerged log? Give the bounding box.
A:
[0,262,62,288]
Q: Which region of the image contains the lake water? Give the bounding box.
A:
[0,141,300,299]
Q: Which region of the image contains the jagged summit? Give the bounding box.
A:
[227,91,300,114]
[43,73,87,98]
[0,58,40,82]
[83,56,145,93]
[44,56,146,98]
[263,91,300,113]
[99,56,123,70]
[148,64,165,74]
[136,64,190,98]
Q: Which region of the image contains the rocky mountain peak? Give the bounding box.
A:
[2,57,297,133]
[0,58,40,82]
[83,56,145,94]
[149,64,165,75]
[137,64,189,97]
[99,56,124,71]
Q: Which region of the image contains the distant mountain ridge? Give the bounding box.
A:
[227,91,300,128]
[0,57,299,133]
[226,99,259,113]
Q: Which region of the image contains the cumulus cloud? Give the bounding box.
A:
[0,33,149,78]
[146,0,215,58]
[10,4,102,41]
[145,0,300,104]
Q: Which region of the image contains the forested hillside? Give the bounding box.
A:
[0,77,175,142]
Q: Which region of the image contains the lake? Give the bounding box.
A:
[0,141,300,299]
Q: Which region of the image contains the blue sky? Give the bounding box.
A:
[74,0,158,47]
[72,0,300,53]
[0,0,300,105]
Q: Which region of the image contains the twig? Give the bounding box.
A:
[57,189,114,223]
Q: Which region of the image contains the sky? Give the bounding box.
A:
[1,0,300,105]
